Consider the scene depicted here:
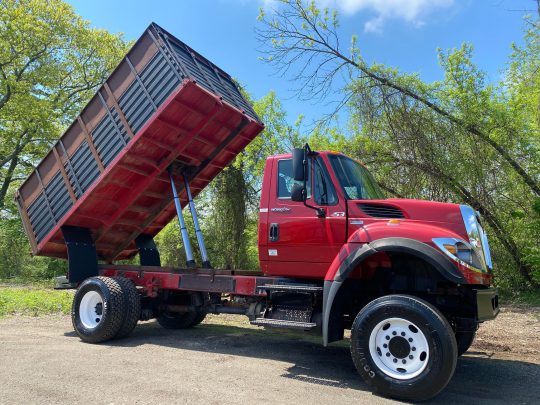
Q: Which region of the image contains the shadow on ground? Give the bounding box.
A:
[65,321,540,403]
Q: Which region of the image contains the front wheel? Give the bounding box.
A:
[456,330,476,356]
[350,295,457,402]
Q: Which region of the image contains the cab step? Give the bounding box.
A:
[250,318,317,330]
[257,284,323,293]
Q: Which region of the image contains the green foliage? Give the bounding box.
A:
[206,165,249,269]
[0,212,66,280]
[0,0,128,280]
[523,198,540,284]
[0,0,129,209]
[0,286,72,317]
[349,39,540,291]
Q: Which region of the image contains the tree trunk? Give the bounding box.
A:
[0,150,20,211]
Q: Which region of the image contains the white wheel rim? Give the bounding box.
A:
[368,317,429,380]
[79,291,104,329]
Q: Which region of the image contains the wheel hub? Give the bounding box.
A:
[369,317,430,380]
[389,336,410,358]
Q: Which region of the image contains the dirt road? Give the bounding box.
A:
[0,307,538,404]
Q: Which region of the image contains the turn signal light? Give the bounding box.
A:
[387,219,402,225]
[443,244,457,255]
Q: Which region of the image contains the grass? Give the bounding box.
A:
[0,278,56,288]
[0,285,72,318]
[500,289,540,307]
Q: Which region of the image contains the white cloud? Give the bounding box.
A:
[340,0,454,33]
[260,0,454,33]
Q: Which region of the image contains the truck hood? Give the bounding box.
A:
[350,198,464,226]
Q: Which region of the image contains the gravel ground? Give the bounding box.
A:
[0,306,538,404]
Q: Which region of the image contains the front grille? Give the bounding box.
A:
[359,203,405,218]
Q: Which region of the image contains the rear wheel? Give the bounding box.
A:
[157,311,199,329]
[72,277,126,343]
[156,291,206,329]
[350,295,457,402]
[113,277,141,339]
[191,311,207,326]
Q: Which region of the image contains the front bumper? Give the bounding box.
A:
[475,287,499,321]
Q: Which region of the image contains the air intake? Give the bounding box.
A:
[359,203,405,219]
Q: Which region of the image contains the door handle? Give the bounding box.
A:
[269,223,279,242]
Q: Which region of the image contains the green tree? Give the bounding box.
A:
[0,0,129,211]
[0,0,128,279]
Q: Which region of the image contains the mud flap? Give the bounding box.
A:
[62,226,98,284]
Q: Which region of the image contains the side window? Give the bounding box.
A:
[313,158,338,205]
[277,159,310,199]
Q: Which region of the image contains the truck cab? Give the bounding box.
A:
[258,150,349,278]
[260,147,492,281]
[259,146,497,340]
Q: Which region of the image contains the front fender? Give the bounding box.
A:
[321,237,464,346]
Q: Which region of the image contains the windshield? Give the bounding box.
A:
[328,154,385,200]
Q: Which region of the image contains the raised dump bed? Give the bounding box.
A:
[15,23,263,262]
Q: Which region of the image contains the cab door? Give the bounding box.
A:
[265,156,346,279]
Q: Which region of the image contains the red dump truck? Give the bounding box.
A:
[17,23,499,401]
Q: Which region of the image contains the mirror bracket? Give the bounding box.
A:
[290,146,326,218]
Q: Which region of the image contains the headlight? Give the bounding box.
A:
[433,205,493,272]
[459,205,493,270]
[433,237,487,271]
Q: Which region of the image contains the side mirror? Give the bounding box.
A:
[291,183,305,202]
[292,148,305,181]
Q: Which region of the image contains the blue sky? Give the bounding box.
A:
[67,0,534,129]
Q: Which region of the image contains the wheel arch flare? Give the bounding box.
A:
[321,236,465,346]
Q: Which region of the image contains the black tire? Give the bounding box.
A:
[350,295,458,402]
[456,330,476,356]
[189,292,208,327]
[190,311,207,326]
[72,277,126,343]
[113,277,141,339]
[157,291,207,329]
[157,311,199,329]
